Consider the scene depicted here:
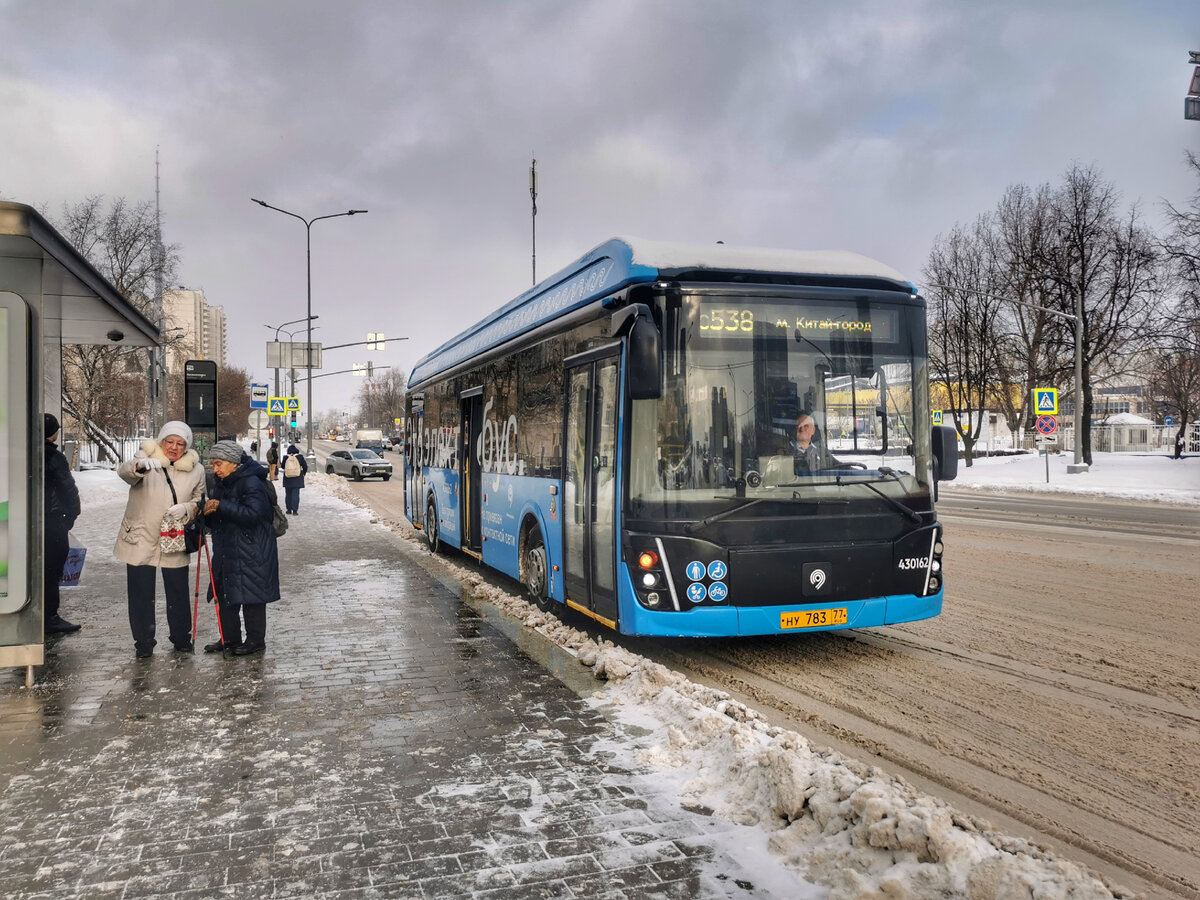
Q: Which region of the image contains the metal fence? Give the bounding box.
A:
[1018,423,1199,454]
[67,436,145,468]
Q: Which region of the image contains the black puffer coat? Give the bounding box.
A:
[208,456,280,606]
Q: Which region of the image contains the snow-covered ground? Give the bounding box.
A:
[302,461,1152,900]
[943,450,1200,504]
[66,453,1168,898]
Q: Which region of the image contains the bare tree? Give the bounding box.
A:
[1040,164,1162,465]
[356,368,407,431]
[925,215,1007,465]
[1155,151,1200,456]
[1163,150,1200,323]
[991,183,1068,444]
[50,196,181,453]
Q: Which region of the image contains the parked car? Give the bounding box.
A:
[326,448,392,481]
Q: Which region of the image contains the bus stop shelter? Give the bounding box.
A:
[1,200,159,686]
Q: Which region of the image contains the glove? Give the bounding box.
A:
[166,503,189,520]
[138,458,163,471]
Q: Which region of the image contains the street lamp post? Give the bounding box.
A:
[265,315,318,443]
[253,199,367,459]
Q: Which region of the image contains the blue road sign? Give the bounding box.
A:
[250,383,269,410]
[707,560,728,580]
[686,583,707,603]
[1034,388,1058,415]
[686,561,706,582]
[269,398,286,414]
[286,397,301,412]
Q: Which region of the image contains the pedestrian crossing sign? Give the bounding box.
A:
[285,397,301,412]
[269,398,286,414]
[1034,388,1058,415]
[932,410,943,425]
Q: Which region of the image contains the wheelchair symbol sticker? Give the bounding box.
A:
[686,583,708,602]
[686,561,706,582]
[708,581,728,602]
[707,560,727,580]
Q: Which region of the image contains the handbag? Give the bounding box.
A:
[160,470,200,554]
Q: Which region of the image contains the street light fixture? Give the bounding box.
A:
[252,198,367,459]
[264,315,318,439]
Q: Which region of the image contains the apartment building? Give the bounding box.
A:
[162,288,227,372]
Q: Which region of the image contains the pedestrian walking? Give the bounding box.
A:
[202,440,280,656]
[43,413,82,635]
[281,444,307,515]
[115,421,205,657]
[266,441,279,481]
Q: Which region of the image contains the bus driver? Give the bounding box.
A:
[793,412,833,474]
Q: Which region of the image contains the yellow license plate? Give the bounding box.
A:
[781,608,848,629]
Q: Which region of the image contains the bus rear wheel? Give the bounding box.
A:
[424,498,440,554]
[523,529,551,611]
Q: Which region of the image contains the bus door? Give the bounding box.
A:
[460,388,483,553]
[563,351,620,623]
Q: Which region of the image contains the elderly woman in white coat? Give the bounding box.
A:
[115,421,206,657]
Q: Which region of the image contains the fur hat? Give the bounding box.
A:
[158,421,193,449]
[209,440,244,463]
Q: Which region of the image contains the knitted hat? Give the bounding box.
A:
[209,440,244,463]
[45,413,61,439]
[158,420,194,449]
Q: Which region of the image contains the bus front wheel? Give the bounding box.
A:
[523,529,551,611]
[424,498,440,554]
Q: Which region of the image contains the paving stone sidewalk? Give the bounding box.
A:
[1,481,783,898]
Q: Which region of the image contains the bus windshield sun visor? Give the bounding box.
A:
[612,303,661,400]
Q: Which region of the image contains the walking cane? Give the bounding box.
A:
[191,494,207,643]
[203,536,225,647]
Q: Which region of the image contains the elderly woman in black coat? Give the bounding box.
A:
[202,440,280,656]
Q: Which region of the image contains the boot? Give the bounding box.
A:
[45,615,82,634]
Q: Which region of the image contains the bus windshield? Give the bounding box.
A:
[628,288,934,521]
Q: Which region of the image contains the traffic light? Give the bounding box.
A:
[290,418,298,429]
[268,426,274,437]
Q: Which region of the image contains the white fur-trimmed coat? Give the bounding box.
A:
[113,439,206,568]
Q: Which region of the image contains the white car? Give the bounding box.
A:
[326,449,392,481]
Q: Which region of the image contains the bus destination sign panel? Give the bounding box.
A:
[697,304,897,341]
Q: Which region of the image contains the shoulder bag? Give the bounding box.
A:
[162,470,204,553]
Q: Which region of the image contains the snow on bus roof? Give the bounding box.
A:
[408,237,913,388]
[620,236,911,283]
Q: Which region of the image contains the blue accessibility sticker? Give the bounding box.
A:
[686,561,706,582]
[686,583,708,603]
[707,581,728,602]
[707,560,728,581]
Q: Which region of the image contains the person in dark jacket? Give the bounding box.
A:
[202,440,280,656]
[281,444,308,515]
[266,441,280,481]
[43,414,82,635]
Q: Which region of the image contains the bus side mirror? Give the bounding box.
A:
[613,304,661,399]
[931,425,958,482]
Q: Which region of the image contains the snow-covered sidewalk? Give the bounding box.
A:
[942,450,1199,504]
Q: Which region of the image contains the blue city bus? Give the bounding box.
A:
[404,238,958,637]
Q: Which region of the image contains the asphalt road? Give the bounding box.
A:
[313,444,1199,899]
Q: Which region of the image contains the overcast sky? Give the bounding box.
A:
[2,0,1197,419]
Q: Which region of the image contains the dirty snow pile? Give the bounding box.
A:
[324,490,1122,899]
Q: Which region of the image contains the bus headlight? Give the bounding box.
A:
[642,572,659,588]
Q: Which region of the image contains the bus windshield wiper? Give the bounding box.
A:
[684,497,768,534]
[838,467,923,523]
